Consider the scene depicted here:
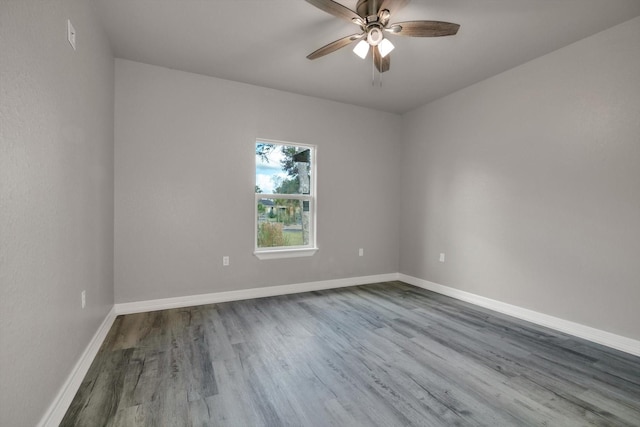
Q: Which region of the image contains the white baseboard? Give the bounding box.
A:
[399,273,640,357]
[115,273,401,315]
[38,306,117,427]
[116,272,640,356]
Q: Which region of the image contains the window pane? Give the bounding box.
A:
[257,198,309,248]
[255,143,311,195]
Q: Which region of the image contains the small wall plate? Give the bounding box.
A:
[67,19,76,50]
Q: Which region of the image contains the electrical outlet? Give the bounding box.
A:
[358,248,364,257]
[223,256,229,266]
[67,19,76,50]
[439,253,445,263]
[81,290,86,309]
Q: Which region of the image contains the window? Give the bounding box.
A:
[255,140,317,259]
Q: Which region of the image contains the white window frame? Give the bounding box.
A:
[254,139,318,260]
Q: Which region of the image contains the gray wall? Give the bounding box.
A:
[0,1,115,426]
[399,17,640,341]
[114,59,401,303]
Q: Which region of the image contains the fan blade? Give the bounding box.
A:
[388,21,460,37]
[307,33,365,60]
[373,46,391,73]
[305,0,361,23]
[379,0,410,14]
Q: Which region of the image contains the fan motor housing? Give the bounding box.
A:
[356,0,382,18]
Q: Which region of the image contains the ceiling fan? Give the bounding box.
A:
[306,0,460,73]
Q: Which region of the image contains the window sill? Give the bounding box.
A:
[254,247,318,260]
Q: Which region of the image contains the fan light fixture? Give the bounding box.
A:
[367,27,383,45]
[353,40,370,59]
[378,38,394,58]
[352,29,394,59]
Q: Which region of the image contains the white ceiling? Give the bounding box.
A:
[96,0,640,114]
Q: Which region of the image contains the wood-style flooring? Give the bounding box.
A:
[61,281,640,426]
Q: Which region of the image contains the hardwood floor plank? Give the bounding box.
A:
[62,348,133,426]
[61,282,640,426]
